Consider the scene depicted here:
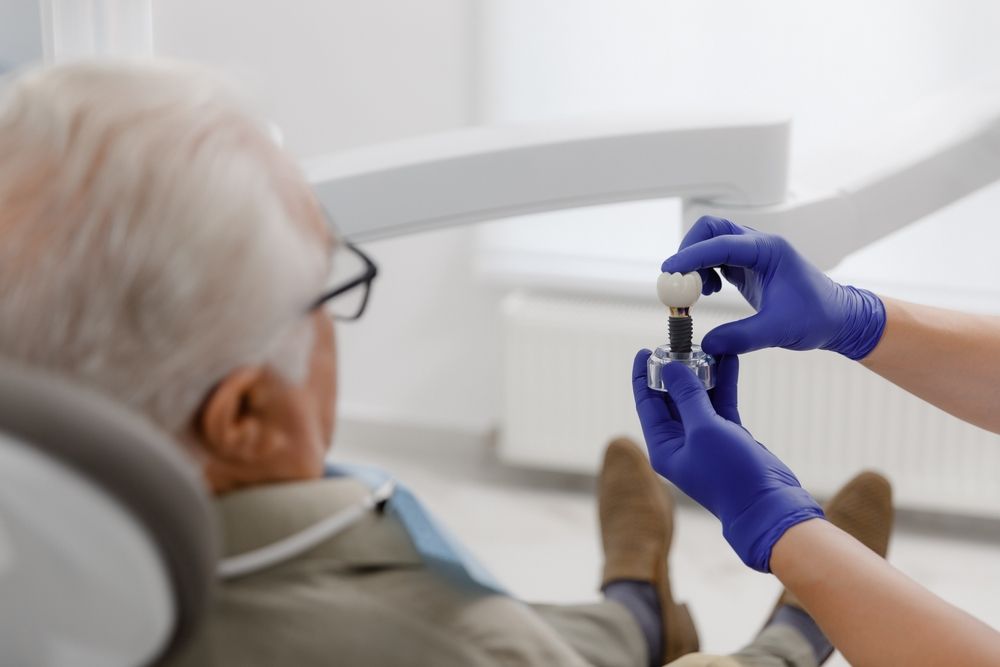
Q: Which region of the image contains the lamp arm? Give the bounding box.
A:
[687,89,1000,269]
[305,116,790,242]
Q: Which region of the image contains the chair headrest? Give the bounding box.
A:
[0,360,218,665]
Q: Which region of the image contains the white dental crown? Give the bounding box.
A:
[656,271,702,308]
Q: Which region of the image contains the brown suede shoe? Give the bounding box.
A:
[770,470,894,614]
[598,437,699,663]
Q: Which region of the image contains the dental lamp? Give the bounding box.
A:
[303,114,790,240]
[306,88,1000,271]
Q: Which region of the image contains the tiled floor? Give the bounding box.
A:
[332,434,1000,667]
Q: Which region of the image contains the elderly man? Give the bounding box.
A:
[0,61,889,667]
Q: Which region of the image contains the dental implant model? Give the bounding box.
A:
[647,271,717,392]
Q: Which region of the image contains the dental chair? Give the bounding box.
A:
[0,360,217,667]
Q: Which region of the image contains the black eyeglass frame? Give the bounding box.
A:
[310,240,378,321]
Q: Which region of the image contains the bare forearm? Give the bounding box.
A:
[771,519,1000,667]
[861,297,1000,433]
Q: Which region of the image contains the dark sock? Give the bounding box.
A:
[770,605,834,665]
[603,579,663,667]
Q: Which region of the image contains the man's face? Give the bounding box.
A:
[193,196,341,495]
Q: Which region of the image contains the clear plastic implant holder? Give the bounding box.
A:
[647,344,717,392]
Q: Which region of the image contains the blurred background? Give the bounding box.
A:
[4,1,1000,661]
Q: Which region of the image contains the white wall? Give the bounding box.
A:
[154,1,474,158]
[153,1,502,436]
[478,0,1000,311]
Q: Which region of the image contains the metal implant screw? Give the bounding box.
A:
[668,309,693,354]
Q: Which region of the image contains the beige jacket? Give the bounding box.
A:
[164,476,647,667]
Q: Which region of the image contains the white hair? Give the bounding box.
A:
[0,60,328,432]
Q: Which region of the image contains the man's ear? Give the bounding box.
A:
[197,366,272,463]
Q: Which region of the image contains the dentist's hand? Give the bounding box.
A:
[662,216,886,359]
[632,350,824,571]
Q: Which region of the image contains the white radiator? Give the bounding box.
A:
[498,290,1000,519]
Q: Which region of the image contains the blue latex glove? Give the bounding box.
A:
[662,216,886,360]
[632,350,824,571]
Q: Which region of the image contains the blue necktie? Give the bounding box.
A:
[325,462,506,595]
